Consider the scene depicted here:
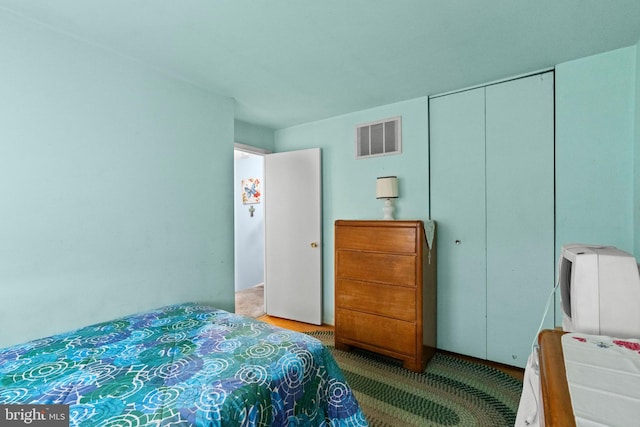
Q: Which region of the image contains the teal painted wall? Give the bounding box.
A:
[556,46,636,256]
[2,5,637,342]
[635,40,640,254]
[546,47,637,326]
[234,120,275,152]
[276,46,639,327]
[274,98,430,324]
[0,11,235,347]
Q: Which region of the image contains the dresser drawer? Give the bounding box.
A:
[335,279,416,322]
[336,250,416,286]
[335,224,417,253]
[336,309,417,356]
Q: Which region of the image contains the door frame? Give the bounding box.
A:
[233,143,270,297]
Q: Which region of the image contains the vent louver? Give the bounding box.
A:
[355,116,402,159]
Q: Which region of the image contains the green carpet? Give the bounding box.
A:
[307,331,523,427]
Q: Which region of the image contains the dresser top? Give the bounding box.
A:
[335,220,424,228]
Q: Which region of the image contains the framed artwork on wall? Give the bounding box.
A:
[241,178,261,204]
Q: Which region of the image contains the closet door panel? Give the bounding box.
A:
[485,72,555,367]
[430,88,487,359]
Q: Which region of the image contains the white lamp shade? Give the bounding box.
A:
[376,176,398,199]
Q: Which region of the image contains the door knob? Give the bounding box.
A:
[455,240,461,245]
[310,242,319,248]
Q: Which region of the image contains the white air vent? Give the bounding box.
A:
[355,116,401,159]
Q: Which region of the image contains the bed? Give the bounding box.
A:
[537,329,575,426]
[0,303,368,426]
[534,329,640,426]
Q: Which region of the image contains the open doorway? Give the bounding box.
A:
[234,144,268,318]
[234,145,323,324]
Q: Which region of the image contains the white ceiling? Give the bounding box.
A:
[2,0,640,130]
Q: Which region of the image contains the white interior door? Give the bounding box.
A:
[264,148,322,324]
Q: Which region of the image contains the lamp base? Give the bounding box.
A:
[382,198,395,220]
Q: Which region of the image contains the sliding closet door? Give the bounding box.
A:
[430,88,487,359]
[485,72,555,366]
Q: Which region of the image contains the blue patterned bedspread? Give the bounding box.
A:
[0,303,368,426]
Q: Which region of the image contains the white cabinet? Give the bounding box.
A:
[429,72,555,368]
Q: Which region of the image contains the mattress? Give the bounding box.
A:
[0,303,368,426]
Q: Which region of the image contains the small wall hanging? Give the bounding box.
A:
[241,178,261,204]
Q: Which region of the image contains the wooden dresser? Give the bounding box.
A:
[334,220,436,372]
